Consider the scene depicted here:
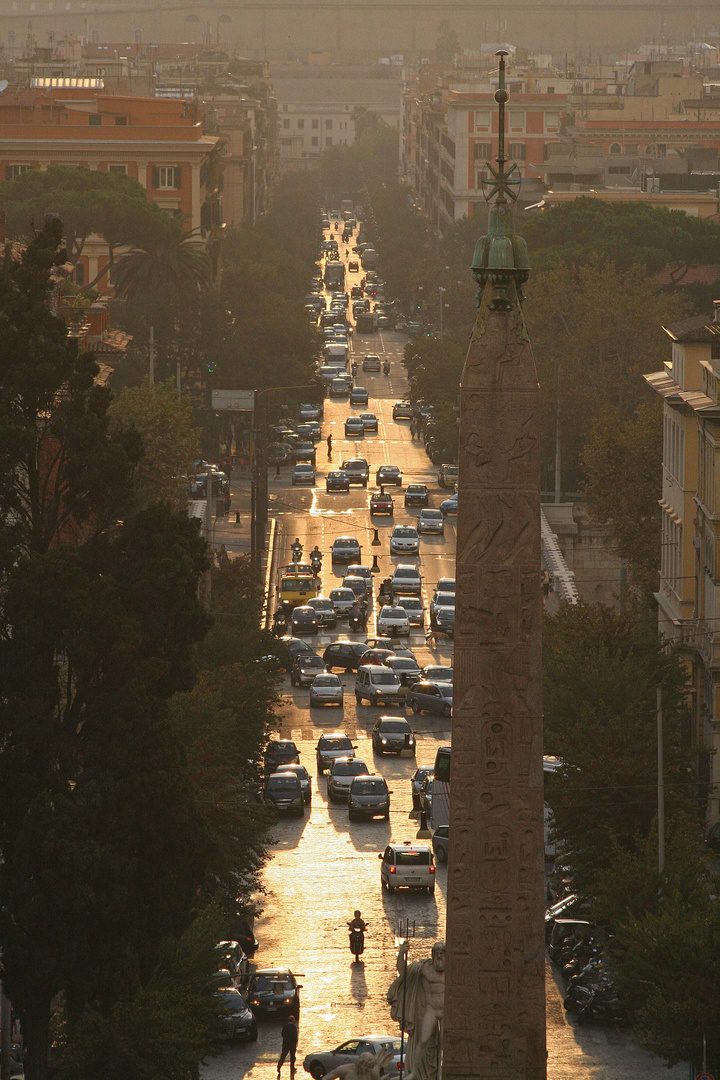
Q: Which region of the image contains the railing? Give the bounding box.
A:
[541,509,579,606]
[672,618,720,668]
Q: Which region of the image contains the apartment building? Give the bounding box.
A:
[0,84,224,285]
[644,306,720,824]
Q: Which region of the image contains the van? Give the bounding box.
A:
[324,344,348,367]
[379,842,435,893]
[319,365,340,385]
[354,665,404,706]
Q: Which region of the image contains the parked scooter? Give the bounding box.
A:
[565,975,625,1025]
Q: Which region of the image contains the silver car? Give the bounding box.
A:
[274,763,312,806]
[291,463,316,486]
[329,587,356,616]
[327,756,370,802]
[310,673,344,708]
[417,509,445,535]
[303,1036,403,1080]
[396,596,425,626]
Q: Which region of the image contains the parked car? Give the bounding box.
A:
[327,756,370,802]
[379,842,435,893]
[326,470,350,492]
[404,484,429,507]
[348,775,392,822]
[392,401,414,420]
[432,825,449,863]
[309,673,344,708]
[264,740,300,770]
[438,463,459,488]
[299,403,322,421]
[377,605,411,637]
[355,666,404,707]
[291,605,319,635]
[417,509,445,535]
[245,969,302,1018]
[290,653,326,687]
[303,1036,402,1080]
[216,987,258,1041]
[275,763,312,805]
[323,640,370,672]
[331,536,362,563]
[389,525,420,555]
[371,716,416,755]
[316,732,357,773]
[411,766,434,810]
[345,416,365,437]
[349,386,369,406]
[376,465,402,486]
[370,489,394,515]
[292,463,316,486]
[263,772,305,815]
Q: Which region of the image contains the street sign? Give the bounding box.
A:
[696,1073,715,1080]
[211,389,254,412]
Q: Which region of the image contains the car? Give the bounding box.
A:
[316,732,357,773]
[343,575,370,601]
[326,470,350,493]
[379,842,435,893]
[306,596,337,628]
[291,605,319,635]
[407,681,453,717]
[359,412,378,432]
[348,260,360,272]
[362,355,382,372]
[392,401,414,420]
[358,648,395,668]
[377,605,411,637]
[370,489,394,516]
[371,715,416,755]
[303,1036,402,1080]
[264,739,300,770]
[395,596,424,626]
[341,458,369,487]
[376,465,402,486]
[275,763,312,805]
[216,987,258,1041]
[290,652,326,687]
[330,378,351,398]
[411,766,434,810]
[430,591,456,619]
[294,441,317,465]
[323,640,370,672]
[431,606,455,637]
[279,638,318,669]
[355,666,404,707]
[300,402,323,421]
[331,535,362,563]
[440,492,458,516]
[418,775,434,816]
[384,655,423,686]
[364,639,417,660]
[389,525,419,555]
[345,416,365,437]
[327,756,370,802]
[309,672,345,708]
[263,771,305,815]
[391,565,422,596]
[423,664,453,683]
[377,315,393,330]
[348,776,392,822]
[417,509,445,535]
[344,564,373,592]
[435,577,456,595]
[404,484,429,507]
[438,463,459,489]
[329,587,357,616]
[245,969,302,1018]
[432,825,449,863]
[292,463,316,486]
[349,386,369,406]
[296,423,320,443]
[350,285,364,299]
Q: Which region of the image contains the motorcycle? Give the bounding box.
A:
[291,542,303,562]
[383,360,390,375]
[565,976,625,1025]
[349,927,365,962]
[351,362,358,377]
[272,606,290,636]
[310,552,322,575]
[349,611,367,632]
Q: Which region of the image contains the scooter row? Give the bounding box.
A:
[548,920,625,1025]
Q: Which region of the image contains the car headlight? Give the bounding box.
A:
[408,736,415,744]
[381,738,387,744]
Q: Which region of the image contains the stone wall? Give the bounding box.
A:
[542,502,627,607]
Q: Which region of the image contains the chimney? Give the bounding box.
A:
[713,299,720,323]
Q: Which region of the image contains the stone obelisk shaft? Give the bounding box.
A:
[443,281,546,1079]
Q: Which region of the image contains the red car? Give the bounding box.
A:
[370,490,394,516]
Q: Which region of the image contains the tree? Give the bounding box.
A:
[112,219,212,305]
[581,399,663,597]
[436,18,460,64]
[108,380,201,509]
[0,165,166,284]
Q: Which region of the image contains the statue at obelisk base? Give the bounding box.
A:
[387,941,445,1080]
[442,52,547,1080]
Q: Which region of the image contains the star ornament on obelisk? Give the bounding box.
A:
[442,51,547,1080]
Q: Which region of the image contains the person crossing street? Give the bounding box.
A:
[277,1014,298,1078]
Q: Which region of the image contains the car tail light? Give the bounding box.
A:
[389,866,396,874]
[429,866,435,873]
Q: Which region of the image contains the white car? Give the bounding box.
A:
[391,564,422,596]
[303,1036,403,1080]
[417,509,445,535]
[379,842,436,893]
[327,756,370,801]
[291,463,316,486]
[389,525,420,555]
[309,673,344,708]
[376,605,411,637]
[430,591,456,618]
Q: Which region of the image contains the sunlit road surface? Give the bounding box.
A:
[203,241,686,1080]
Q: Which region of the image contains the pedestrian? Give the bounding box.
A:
[277,1014,298,1078]
[327,433,333,459]
[409,419,416,440]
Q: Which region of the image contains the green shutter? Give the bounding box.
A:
[174,166,182,189]
[152,166,159,188]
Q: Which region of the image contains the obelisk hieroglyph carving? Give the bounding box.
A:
[442,52,546,1080]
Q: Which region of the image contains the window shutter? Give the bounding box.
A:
[5,166,12,180]
[174,166,182,189]
[152,166,159,189]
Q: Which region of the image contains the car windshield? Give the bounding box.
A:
[391,658,417,670]
[394,528,416,537]
[396,850,430,865]
[436,593,455,606]
[398,599,422,611]
[311,600,334,611]
[334,760,366,775]
[267,776,299,790]
[219,990,247,1008]
[320,737,352,751]
[335,539,356,548]
[383,467,399,474]
[395,569,419,579]
[439,685,454,698]
[373,673,400,685]
[301,656,324,667]
[250,975,293,992]
[426,667,453,680]
[331,590,354,601]
[423,511,443,520]
[407,486,425,493]
[438,580,456,592]
[314,676,338,687]
[353,779,386,794]
[380,721,409,732]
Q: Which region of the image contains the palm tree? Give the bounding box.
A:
[112,220,212,305]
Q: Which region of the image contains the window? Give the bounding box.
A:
[508,110,525,133]
[312,119,318,129]
[545,111,560,131]
[326,136,332,146]
[108,164,127,174]
[475,109,491,130]
[508,142,526,161]
[154,166,181,190]
[311,136,318,147]
[473,142,492,161]
[609,142,622,155]
[283,118,290,129]
[5,164,30,180]
[114,116,127,126]
[89,113,101,126]
[297,119,304,130]
[325,119,332,129]
[547,85,555,93]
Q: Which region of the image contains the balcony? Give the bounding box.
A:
[672,618,720,668]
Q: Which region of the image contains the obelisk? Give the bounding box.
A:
[442,52,546,1080]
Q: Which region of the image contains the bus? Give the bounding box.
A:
[355,311,377,334]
